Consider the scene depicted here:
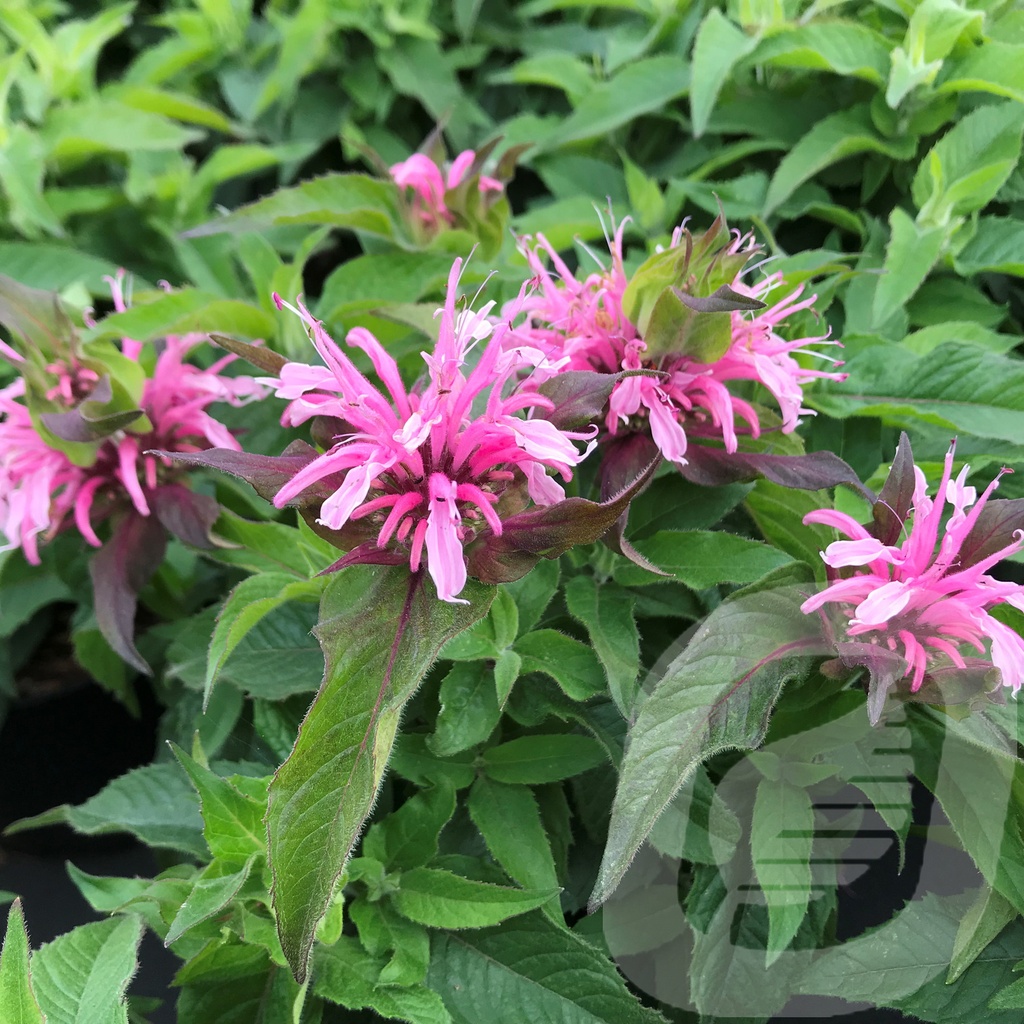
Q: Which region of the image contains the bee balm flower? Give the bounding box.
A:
[265,258,597,603]
[801,437,1024,714]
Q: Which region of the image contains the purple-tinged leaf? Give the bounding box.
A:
[40,376,144,443]
[467,457,660,585]
[599,434,670,575]
[873,431,916,545]
[209,333,288,376]
[832,641,907,725]
[680,445,874,499]
[152,441,324,504]
[593,563,826,908]
[318,543,408,575]
[957,498,1024,570]
[268,567,491,981]
[537,371,635,431]
[674,284,765,314]
[89,512,167,675]
[150,484,219,549]
[0,273,75,359]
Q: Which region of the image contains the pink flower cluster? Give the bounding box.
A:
[0,273,264,563]
[508,222,846,466]
[264,259,595,602]
[802,443,1024,695]
[390,150,502,232]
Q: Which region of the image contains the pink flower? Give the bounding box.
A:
[264,258,596,602]
[0,273,266,559]
[0,378,89,563]
[801,441,1024,697]
[390,149,503,233]
[508,221,845,466]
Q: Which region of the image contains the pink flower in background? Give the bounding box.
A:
[0,378,88,563]
[0,272,266,559]
[801,442,1024,695]
[265,258,595,602]
[390,150,503,232]
[508,222,846,466]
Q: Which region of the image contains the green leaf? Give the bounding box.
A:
[513,630,605,700]
[185,173,408,244]
[765,106,916,216]
[911,707,1024,916]
[428,913,667,1024]
[206,573,322,707]
[690,11,759,138]
[481,734,607,785]
[949,886,1018,984]
[429,661,502,757]
[6,764,204,857]
[612,530,793,589]
[750,776,814,965]
[82,289,274,343]
[565,576,640,716]
[66,866,151,915]
[912,101,1024,225]
[317,252,453,324]
[314,937,452,1024]
[955,216,1024,277]
[505,558,560,635]
[362,778,457,872]
[170,745,267,864]
[267,566,491,981]
[0,243,123,293]
[0,901,44,1024]
[348,900,431,988]
[165,855,256,947]
[32,917,142,1024]
[593,564,821,905]
[938,42,1024,104]
[745,479,834,569]
[751,22,891,85]
[391,868,559,929]
[548,55,690,148]
[41,100,203,160]
[808,342,1024,444]
[872,207,947,328]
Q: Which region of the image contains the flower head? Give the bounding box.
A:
[390,149,503,234]
[801,438,1024,707]
[0,272,266,560]
[264,258,596,602]
[508,219,846,467]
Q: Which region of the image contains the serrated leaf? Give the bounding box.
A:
[949,886,1017,984]
[171,745,267,864]
[0,901,44,1024]
[165,855,256,946]
[765,106,916,216]
[391,868,559,929]
[565,576,640,716]
[206,572,322,707]
[185,173,409,244]
[314,937,452,1023]
[872,208,947,328]
[468,778,561,923]
[348,900,431,988]
[362,778,456,872]
[428,913,667,1024]
[808,342,1024,443]
[955,216,1024,277]
[481,734,607,784]
[513,630,605,700]
[750,777,814,964]
[690,10,759,137]
[594,564,822,905]
[612,529,793,589]
[429,661,502,756]
[31,917,142,1024]
[267,567,491,981]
